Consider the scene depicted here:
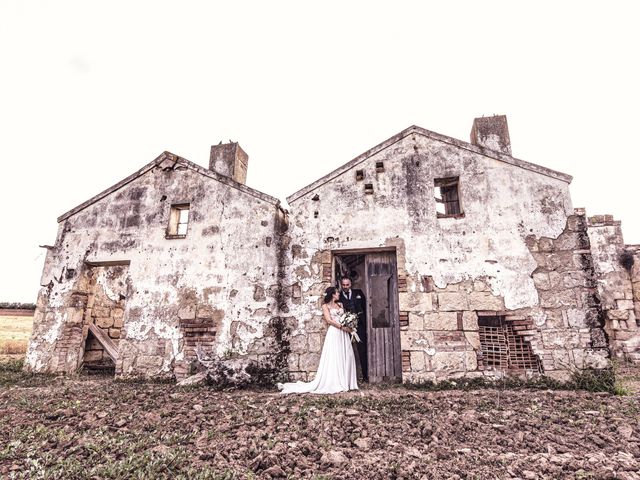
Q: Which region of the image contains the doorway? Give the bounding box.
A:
[334,250,402,383]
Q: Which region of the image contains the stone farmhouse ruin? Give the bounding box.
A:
[26,116,640,383]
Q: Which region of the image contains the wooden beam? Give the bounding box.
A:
[88,323,119,362]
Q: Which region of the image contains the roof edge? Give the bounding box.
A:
[286,125,573,204]
[58,152,279,223]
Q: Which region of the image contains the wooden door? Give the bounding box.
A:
[365,252,402,382]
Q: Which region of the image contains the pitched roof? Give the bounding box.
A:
[58,152,279,222]
[286,125,573,204]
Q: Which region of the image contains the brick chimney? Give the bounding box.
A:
[470,115,512,156]
[209,142,249,184]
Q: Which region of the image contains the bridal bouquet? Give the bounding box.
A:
[339,312,361,343]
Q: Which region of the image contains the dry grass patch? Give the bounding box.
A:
[0,315,32,356]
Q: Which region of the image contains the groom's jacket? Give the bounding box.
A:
[340,289,367,323]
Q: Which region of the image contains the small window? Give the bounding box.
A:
[375,161,384,173]
[167,204,190,238]
[434,177,462,217]
[364,183,374,194]
[355,170,364,181]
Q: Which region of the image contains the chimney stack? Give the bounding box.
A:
[209,142,249,184]
[470,115,512,156]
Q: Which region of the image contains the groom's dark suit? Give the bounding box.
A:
[340,288,368,381]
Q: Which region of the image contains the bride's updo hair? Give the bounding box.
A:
[323,286,338,304]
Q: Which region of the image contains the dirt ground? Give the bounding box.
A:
[1,363,639,479]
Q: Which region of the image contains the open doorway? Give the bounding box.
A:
[78,262,128,375]
[334,250,402,383]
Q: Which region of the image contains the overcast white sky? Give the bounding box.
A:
[1,1,639,302]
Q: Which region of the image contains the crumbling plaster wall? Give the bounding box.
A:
[26,158,284,378]
[628,245,640,355]
[285,132,607,381]
[587,216,640,361]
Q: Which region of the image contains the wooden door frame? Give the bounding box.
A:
[332,247,402,383]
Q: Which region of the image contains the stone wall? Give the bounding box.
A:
[586,215,640,362]
[284,128,611,382]
[627,245,640,342]
[26,129,640,383]
[25,153,286,379]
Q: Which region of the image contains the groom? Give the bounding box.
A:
[340,277,368,381]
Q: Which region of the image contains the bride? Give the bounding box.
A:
[277,286,358,394]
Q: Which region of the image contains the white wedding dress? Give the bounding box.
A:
[278,307,358,394]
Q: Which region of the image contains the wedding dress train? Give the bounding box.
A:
[278,307,358,394]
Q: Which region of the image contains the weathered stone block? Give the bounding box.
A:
[464,351,478,370]
[549,252,575,271]
[136,355,164,371]
[468,292,504,311]
[539,238,554,252]
[403,371,437,383]
[473,279,489,291]
[616,300,634,310]
[566,309,588,328]
[197,305,225,322]
[608,309,629,320]
[580,349,609,369]
[113,315,124,329]
[287,353,299,370]
[299,353,320,371]
[433,331,468,351]
[408,313,423,331]
[541,330,582,348]
[289,334,307,352]
[562,272,590,289]
[399,292,433,312]
[304,316,326,333]
[430,352,466,373]
[545,370,572,382]
[538,289,577,308]
[178,305,196,320]
[308,333,322,352]
[554,232,585,251]
[462,311,478,331]
[93,306,110,318]
[464,331,480,351]
[532,272,550,290]
[551,349,572,370]
[65,307,84,325]
[400,330,435,350]
[437,293,468,311]
[424,312,458,331]
[95,317,114,329]
[567,215,587,232]
[109,328,121,339]
[410,351,426,372]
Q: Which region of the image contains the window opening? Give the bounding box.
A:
[434,177,461,217]
[167,204,190,238]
